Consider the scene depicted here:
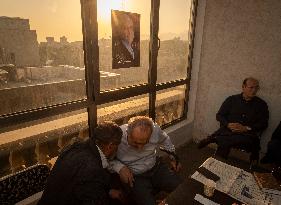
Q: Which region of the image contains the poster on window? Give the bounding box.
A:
[111,10,140,69]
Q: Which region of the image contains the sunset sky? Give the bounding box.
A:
[0,0,191,42]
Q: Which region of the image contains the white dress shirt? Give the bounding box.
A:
[110,123,175,175]
[96,145,109,169]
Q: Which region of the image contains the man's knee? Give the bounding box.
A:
[153,163,183,192]
[131,184,155,205]
[164,174,182,192]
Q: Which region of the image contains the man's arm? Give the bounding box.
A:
[109,160,134,187]
[249,101,269,133]
[157,125,175,153]
[157,125,181,171]
[216,96,232,127]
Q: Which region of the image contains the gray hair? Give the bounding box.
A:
[127,116,153,136]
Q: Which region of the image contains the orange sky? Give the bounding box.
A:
[0,0,191,42]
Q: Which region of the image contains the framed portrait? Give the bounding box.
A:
[111,10,140,69]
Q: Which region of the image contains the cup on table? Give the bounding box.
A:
[204,179,216,197]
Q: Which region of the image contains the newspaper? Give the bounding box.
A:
[191,158,281,205]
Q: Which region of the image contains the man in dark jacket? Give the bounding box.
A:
[198,77,269,159]
[260,121,281,166]
[38,122,123,205]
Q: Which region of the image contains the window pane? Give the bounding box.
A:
[98,0,150,90]
[97,94,149,125]
[0,0,86,115]
[0,109,88,178]
[156,85,186,126]
[157,0,192,83]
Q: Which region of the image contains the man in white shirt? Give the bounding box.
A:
[110,116,182,205]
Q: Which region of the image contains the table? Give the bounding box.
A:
[166,177,241,205]
[166,157,281,205]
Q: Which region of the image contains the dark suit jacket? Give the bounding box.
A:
[38,139,111,205]
[215,93,269,136]
[112,40,140,69]
[272,121,281,141]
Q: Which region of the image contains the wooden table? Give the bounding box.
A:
[166,177,242,205]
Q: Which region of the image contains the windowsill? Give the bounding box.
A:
[0,89,185,150]
[164,118,193,135]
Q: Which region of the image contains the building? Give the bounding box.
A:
[0,16,40,66]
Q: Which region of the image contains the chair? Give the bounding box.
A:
[231,134,262,170]
[0,164,50,205]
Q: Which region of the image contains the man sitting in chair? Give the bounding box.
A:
[110,116,182,205]
[198,77,269,160]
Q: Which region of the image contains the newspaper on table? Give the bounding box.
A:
[191,157,281,205]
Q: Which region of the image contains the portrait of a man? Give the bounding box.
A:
[111,10,140,69]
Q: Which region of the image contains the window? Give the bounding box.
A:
[0,0,88,177]
[156,85,186,126]
[98,0,151,90]
[158,0,192,83]
[0,0,197,177]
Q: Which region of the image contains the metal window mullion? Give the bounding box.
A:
[0,99,89,129]
[183,0,198,118]
[156,79,188,91]
[148,0,160,121]
[81,0,99,137]
[98,84,150,105]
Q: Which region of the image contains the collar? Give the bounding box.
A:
[240,93,255,103]
[96,145,109,169]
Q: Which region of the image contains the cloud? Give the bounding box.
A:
[47,0,58,13]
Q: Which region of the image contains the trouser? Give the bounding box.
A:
[215,134,259,160]
[133,160,182,205]
[119,160,182,205]
[110,160,182,205]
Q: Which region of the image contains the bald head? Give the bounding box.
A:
[242,77,260,101]
[127,116,153,150]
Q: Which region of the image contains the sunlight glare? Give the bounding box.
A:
[98,0,126,22]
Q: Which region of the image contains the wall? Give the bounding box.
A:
[192,0,281,154]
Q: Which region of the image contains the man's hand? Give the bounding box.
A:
[170,160,182,172]
[158,199,168,205]
[227,123,248,133]
[109,189,125,203]
[119,166,134,187]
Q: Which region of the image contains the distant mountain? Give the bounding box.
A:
[140,31,189,41]
[159,31,189,41]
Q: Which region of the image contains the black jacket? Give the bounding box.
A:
[215,93,269,136]
[38,139,111,205]
[272,121,281,141]
[112,39,140,69]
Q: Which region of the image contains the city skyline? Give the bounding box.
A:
[0,0,191,42]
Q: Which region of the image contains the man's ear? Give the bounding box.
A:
[107,143,113,149]
[107,142,116,150]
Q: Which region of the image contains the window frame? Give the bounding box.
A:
[0,0,198,135]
